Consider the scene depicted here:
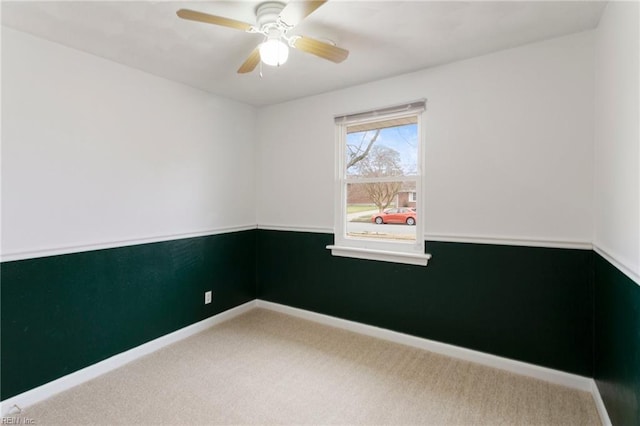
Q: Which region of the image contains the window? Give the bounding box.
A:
[327,101,431,266]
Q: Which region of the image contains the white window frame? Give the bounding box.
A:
[409,192,417,203]
[327,101,431,266]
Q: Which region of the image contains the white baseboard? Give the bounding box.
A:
[591,379,613,425]
[1,299,613,426]
[257,300,616,425]
[257,300,614,425]
[0,300,257,416]
[256,300,593,392]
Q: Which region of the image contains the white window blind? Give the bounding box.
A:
[334,100,426,125]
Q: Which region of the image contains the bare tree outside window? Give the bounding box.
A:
[346,129,380,170]
[351,145,403,212]
[344,121,419,242]
[331,102,427,265]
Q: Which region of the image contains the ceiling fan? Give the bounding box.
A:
[176,1,349,74]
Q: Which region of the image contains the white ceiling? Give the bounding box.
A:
[1,1,607,106]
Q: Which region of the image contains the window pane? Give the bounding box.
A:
[346,182,417,242]
[346,122,418,179]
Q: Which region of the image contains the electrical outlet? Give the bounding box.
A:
[204,291,212,304]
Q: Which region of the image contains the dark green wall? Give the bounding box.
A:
[594,253,640,426]
[256,230,594,377]
[1,230,256,400]
[8,227,639,423]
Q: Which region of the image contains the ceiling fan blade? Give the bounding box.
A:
[176,9,253,32]
[293,36,349,63]
[278,1,327,27]
[237,48,261,74]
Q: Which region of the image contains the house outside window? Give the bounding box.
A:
[327,101,431,266]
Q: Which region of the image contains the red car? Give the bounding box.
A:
[371,208,416,225]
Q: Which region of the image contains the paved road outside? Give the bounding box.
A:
[346,221,416,239]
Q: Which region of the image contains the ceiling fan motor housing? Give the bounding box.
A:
[256,1,287,30]
[175,1,348,73]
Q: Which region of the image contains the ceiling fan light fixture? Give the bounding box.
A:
[176,1,348,74]
[259,38,289,67]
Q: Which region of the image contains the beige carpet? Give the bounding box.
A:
[13,308,600,425]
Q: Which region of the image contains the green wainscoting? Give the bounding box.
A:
[1,230,256,400]
[594,253,640,426]
[256,230,594,377]
[10,227,639,419]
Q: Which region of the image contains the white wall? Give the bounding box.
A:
[594,1,640,280]
[256,31,594,246]
[2,24,606,259]
[1,27,257,260]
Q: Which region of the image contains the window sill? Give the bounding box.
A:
[326,245,432,266]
